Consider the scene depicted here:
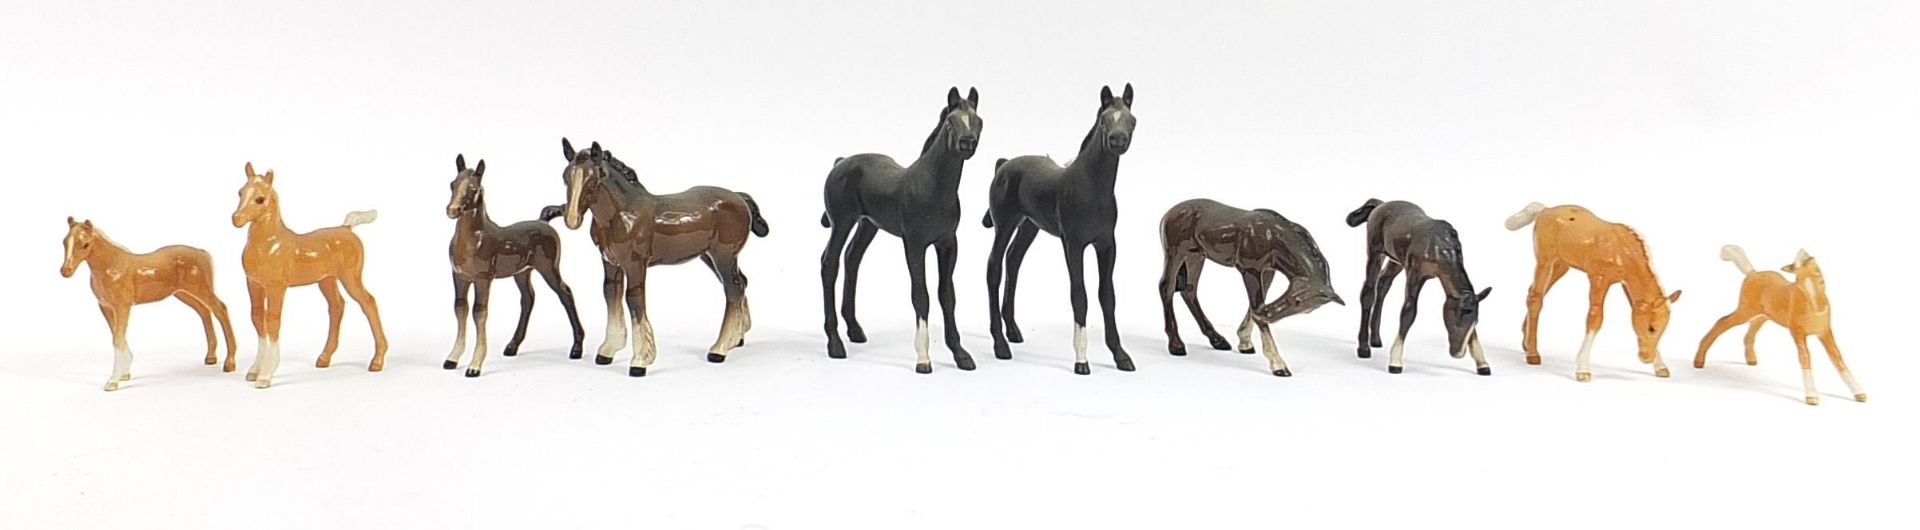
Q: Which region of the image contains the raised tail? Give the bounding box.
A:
[1345,199,1383,227]
[341,210,378,228]
[738,193,770,237]
[539,205,565,223]
[1720,245,1755,275]
[1504,202,1547,231]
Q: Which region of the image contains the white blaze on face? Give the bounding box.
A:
[565,167,588,228]
[62,231,78,271]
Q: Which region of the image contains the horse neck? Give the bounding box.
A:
[84,232,131,270]
[1614,228,1666,305]
[457,195,498,231]
[247,197,292,243]
[909,129,966,193]
[1068,129,1119,193]
[1795,273,1828,313]
[1434,260,1476,300]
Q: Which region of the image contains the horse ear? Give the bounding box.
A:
[1122,83,1134,106]
[1667,290,1683,304]
[590,142,603,156]
[967,87,979,107]
[1476,287,1492,302]
[67,216,76,226]
[263,169,275,185]
[456,154,467,172]
[1100,85,1115,106]
[81,219,93,230]
[562,138,576,161]
[947,87,963,107]
[245,162,257,179]
[474,160,486,178]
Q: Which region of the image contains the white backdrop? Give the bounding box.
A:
[3,1,1915,528]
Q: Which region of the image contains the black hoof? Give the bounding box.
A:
[915,362,933,374]
[1116,356,1136,372]
[1357,348,1372,359]
[1370,338,1383,348]
[1273,368,1292,377]
[956,355,977,371]
[1169,343,1187,356]
[1477,366,1492,376]
[847,327,867,343]
[827,341,847,359]
[1208,337,1232,351]
[707,353,726,363]
[1073,362,1091,375]
[502,347,518,357]
[735,339,745,348]
[1388,365,1403,374]
[465,368,481,378]
[993,342,1013,360]
[1006,328,1025,343]
[629,367,646,377]
[442,360,457,370]
[595,355,614,365]
[568,348,583,360]
[1239,347,1255,355]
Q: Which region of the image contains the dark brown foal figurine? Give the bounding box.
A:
[443,155,585,377]
[1348,199,1493,376]
[1158,199,1343,377]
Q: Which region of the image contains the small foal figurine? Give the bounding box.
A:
[1506,202,1681,382]
[61,218,238,390]
[444,155,586,377]
[1694,246,1865,405]
[231,162,388,388]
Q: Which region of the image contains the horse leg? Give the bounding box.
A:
[1468,327,1491,375]
[820,220,853,358]
[840,220,879,343]
[1691,312,1747,369]
[1242,268,1289,377]
[255,286,287,388]
[1355,252,1383,358]
[985,219,1016,359]
[337,271,389,372]
[465,278,493,377]
[1574,278,1609,382]
[701,255,746,348]
[445,274,472,370]
[245,282,264,382]
[1523,261,1570,365]
[1236,269,1275,355]
[935,236,975,370]
[1176,255,1230,351]
[534,258,585,359]
[100,304,130,391]
[192,286,239,372]
[1369,261,1403,351]
[623,267,654,377]
[316,279,346,368]
[1793,332,1818,405]
[502,272,535,357]
[1158,248,1187,356]
[176,293,218,366]
[1741,318,1766,366]
[1094,237,1133,371]
[1001,222,1040,344]
[1817,331,1866,402]
[1387,273,1426,374]
[597,260,628,364]
[705,251,748,363]
[905,241,935,374]
[1065,241,1092,375]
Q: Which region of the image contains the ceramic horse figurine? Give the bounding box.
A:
[556,139,769,376]
[983,84,1138,375]
[60,218,238,390]
[1505,202,1681,382]
[231,162,388,388]
[1694,246,1865,405]
[1348,199,1493,375]
[442,154,585,377]
[819,87,983,374]
[1157,199,1343,376]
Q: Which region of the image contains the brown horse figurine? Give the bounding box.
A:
[61,218,238,390]
[231,162,388,388]
[1157,199,1342,377]
[1694,246,1865,405]
[558,139,769,377]
[1505,202,1682,382]
[443,154,585,377]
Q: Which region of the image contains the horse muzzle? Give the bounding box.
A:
[1106,135,1131,155]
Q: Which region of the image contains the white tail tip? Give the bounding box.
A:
[1720,244,1754,275]
[1503,202,1547,231]
[342,210,378,227]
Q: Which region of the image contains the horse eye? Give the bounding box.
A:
[253,197,266,205]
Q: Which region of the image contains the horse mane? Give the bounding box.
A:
[1077,118,1099,154]
[921,103,956,156]
[1620,225,1661,285]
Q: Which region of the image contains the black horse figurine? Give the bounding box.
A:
[1346,199,1492,375]
[1158,199,1343,376]
[983,84,1137,375]
[819,88,982,374]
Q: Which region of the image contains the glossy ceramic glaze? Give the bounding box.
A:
[1348,199,1493,375]
[1505,202,1680,382]
[1694,246,1864,405]
[61,218,238,390]
[443,154,585,377]
[1157,198,1342,376]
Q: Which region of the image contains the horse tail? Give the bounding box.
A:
[538,205,565,223]
[820,213,831,228]
[1504,202,1548,231]
[1345,199,1383,227]
[738,192,770,237]
[995,157,1009,170]
[341,210,378,228]
[1720,245,1755,275]
[982,212,994,228]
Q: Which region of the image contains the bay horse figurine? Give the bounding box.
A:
[61,218,238,390]
[983,84,1138,375]
[557,139,769,377]
[1694,246,1864,405]
[1347,199,1493,375]
[1157,199,1343,376]
[443,154,585,377]
[819,87,982,374]
[1505,202,1681,382]
[231,162,388,389]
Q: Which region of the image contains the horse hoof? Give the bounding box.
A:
[503,348,518,357]
[1272,368,1291,377]
[1388,365,1403,374]
[1525,354,1542,365]
[1169,343,1186,356]
[465,368,481,378]
[1746,359,1758,366]
[915,362,933,374]
[1692,360,1706,369]
[1805,396,1820,406]
[315,358,331,368]
[847,327,867,343]
[1006,328,1024,343]
[368,361,384,372]
[955,355,977,371]
[1855,393,1868,403]
[1477,366,1493,376]
[993,343,1012,360]
[707,353,726,364]
[1208,337,1231,351]
[204,358,217,365]
[223,363,236,373]
[1073,362,1091,375]
[570,346,584,360]
[443,360,457,370]
[1116,357,1136,372]
[1357,348,1372,359]
[1238,347,1255,355]
[629,367,647,377]
[1576,372,1592,382]
[254,379,272,389]
[827,342,847,359]
[1370,338,1383,348]
[735,339,745,348]
[103,381,120,391]
[1655,367,1671,378]
[596,355,614,366]
[245,372,258,382]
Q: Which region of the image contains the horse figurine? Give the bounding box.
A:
[1157,199,1343,377]
[819,87,983,374]
[1347,199,1493,375]
[1694,246,1865,405]
[442,154,585,377]
[984,84,1138,375]
[231,162,388,388]
[1505,202,1681,382]
[60,218,238,390]
[556,139,769,377]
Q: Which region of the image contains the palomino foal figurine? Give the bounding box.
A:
[444,154,585,377]
[1695,246,1865,405]
[820,87,982,374]
[231,162,388,388]
[1505,202,1681,382]
[1158,199,1343,377]
[1347,199,1493,375]
[984,84,1138,375]
[60,218,238,390]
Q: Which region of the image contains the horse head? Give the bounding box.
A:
[61,216,97,278]
[558,138,609,230]
[447,154,486,219]
[1096,84,1137,155]
[231,162,278,228]
[935,87,983,159]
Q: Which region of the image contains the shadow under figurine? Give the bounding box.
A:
[61,217,239,390]
[443,154,586,377]
[1158,199,1342,377]
[1694,246,1864,405]
[1505,202,1680,382]
[1347,199,1493,375]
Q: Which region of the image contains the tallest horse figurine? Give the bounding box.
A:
[819,87,983,374]
[984,84,1138,375]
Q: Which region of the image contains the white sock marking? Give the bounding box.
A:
[1073,325,1089,364]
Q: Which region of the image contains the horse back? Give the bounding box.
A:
[127,245,216,303]
[645,185,754,251]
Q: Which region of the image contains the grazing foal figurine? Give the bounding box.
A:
[231,162,388,388]
[558,139,769,377]
[984,84,1138,375]
[1505,202,1681,382]
[820,87,983,374]
[1695,246,1865,405]
[1158,199,1343,376]
[60,218,238,390]
[443,154,585,377]
[1347,199,1493,375]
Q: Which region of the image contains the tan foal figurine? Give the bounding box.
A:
[61,217,238,390]
[1695,246,1865,405]
[1506,203,1683,382]
[231,162,388,388]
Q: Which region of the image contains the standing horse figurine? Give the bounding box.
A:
[1157,199,1343,377]
[1694,246,1865,405]
[231,162,388,388]
[1505,202,1681,382]
[443,154,585,377]
[1347,199,1494,375]
[60,218,238,390]
[557,139,769,377]
[819,87,982,374]
[984,84,1139,375]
